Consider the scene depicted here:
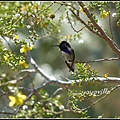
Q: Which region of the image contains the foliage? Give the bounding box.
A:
[0,1,120,118]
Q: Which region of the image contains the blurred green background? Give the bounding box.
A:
[0,1,120,118]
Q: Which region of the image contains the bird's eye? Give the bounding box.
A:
[62,44,65,47]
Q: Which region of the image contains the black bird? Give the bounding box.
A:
[52,41,75,72]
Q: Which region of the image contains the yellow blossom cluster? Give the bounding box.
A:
[19,44,33,68]
[104,73,109,78]
[4,54,28,68]
[19,60,28,68]
[9,92,27,107]
[13,35,19,40]
[20,44,34,53]
[66,35,72,39]
[100,10,109,19]
[4,54,9,61]
[84,64,90,70]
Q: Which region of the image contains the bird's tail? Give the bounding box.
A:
[65,61,75,72]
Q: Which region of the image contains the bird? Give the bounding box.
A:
[52,41,75,72]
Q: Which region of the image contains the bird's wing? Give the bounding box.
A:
[65,61,74,72]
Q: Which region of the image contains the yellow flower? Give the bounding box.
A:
[21,5,27,15]
[19,60,28,68]
[29,44,34,51]
[20,44,34,53]
[4,54,9,61]
[84,64,90,70]
[13,35,18,40]
[66,35,72,39]
[100,10,109,19]
[9,92,27,107]
[79,8,86,15]
[80,96,84,101]
[79,6,88,15]
[104,73,109,78]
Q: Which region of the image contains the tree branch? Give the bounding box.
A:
[18,77,120,92]
[26,51,56,81]
[70,9,101,37]
[78,2,120,58]
[74,57,119,63]
[66,10,86,33]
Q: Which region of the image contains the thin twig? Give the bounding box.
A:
[0,111,14,115]
[26,51,56,81]
[28,75,35,90]
[54,1,77,11]
[78,2,120,58]
[69,9,102,38]
[37,2,54,16]
[74,57,119,63]
[67,11,86,33]
[53,4,63,14]
[50,88,63,98]
[107,6,114,40]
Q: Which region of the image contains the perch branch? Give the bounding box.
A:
[26,51,56,81]
[74,57,119,63]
